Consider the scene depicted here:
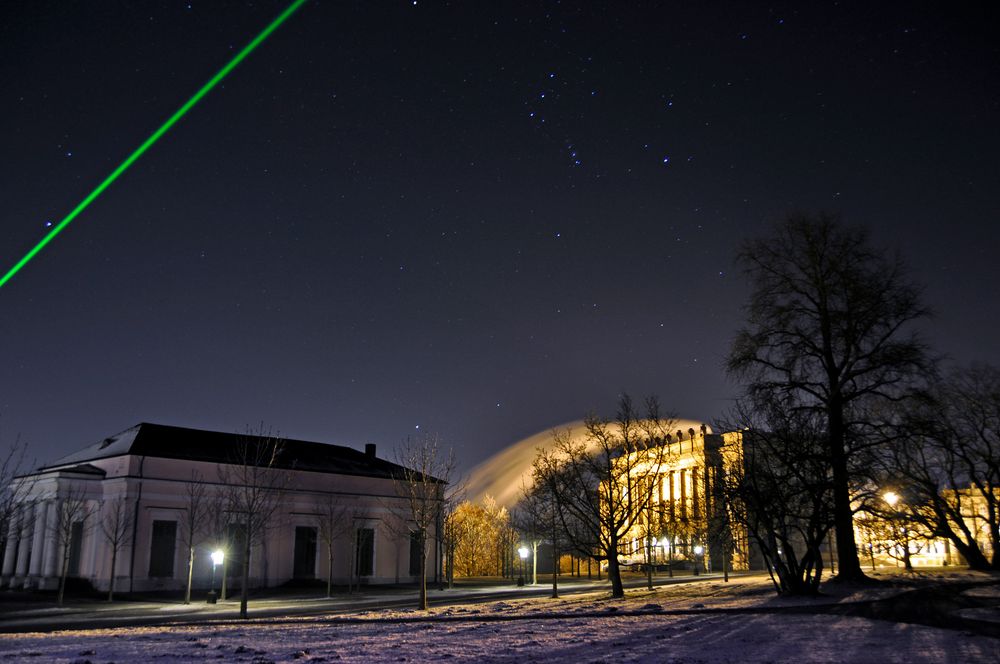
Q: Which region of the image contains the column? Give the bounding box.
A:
[679,469,687,520]
[691,467,699,520]
[668,471,676,521]
[42,501,61,589]
[28,501,49,584]
[13,511,33,585]
[1,514,19,579]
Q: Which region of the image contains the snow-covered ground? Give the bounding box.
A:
[2,576,998,663]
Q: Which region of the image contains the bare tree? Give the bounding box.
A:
[204,489,232,600]
[727,213,932,582]
[721,398,834,595]
[316,493,357,597]
[393,434,457,610]
[179,472,209,604]
[0,432,33,565]
[535,395,673,599]
[705,461,733,583]
[50,486,93,605]
[99,497,134,602]
[219,424,288,619]
[380,509,413,585]
[512,480,549,586]
[881,364,1000,570]
[635,492,659,591]
[854,496,930,572]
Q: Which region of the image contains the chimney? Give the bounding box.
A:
[365,443,377,458]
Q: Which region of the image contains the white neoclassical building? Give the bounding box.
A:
[1,423,440,594]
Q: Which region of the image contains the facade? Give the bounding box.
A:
[854,486,999,570]
[1,423,439,593]
[621,427,979,574]
[618,426,753,574]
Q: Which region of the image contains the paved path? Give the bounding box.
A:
[0,573,733,633]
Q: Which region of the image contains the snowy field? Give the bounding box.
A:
[2,577,998,663]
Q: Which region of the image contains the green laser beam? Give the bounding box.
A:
[0,0,308,290]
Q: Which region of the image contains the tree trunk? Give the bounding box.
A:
[327,552,334,598]
[607,554,624,598]
[949,536,992,570]
[220,558,228,601]
[828,399,865,581]
[184,545,194,604]
[550,538,559,599]
[348,530,356,595]
[447,537,454,589]
[240,538,251,619]
[108,546,118,602]
[418,542,428,610]
[646,541,653,590]
[58,546,70,606]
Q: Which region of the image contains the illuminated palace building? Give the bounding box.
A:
[617,426,964,573]
[617,426,753,573]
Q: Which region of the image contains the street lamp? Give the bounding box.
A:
[517,546,529,587]
[883,491,900,507]
[693,545,704,576]
[208,549,224,604]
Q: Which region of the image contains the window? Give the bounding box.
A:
[148,520,177,578]
[356,527,374,577]
[408,530,423,576]
[293,526,318,579]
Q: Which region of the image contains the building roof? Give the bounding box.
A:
[40,423,420,481]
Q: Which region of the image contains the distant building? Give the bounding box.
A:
[616,427,754,574]
[1,423,439,593]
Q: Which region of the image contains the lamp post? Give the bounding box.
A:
[208,549,224,604]
[517,546,528,587]
[693,545,704,576]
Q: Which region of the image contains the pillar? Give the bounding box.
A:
[1,514,20,580]
[28,501,49,585]
[41,501,61,589]
[13,511,33,586]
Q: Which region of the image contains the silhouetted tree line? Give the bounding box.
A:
[723,212,1000,595]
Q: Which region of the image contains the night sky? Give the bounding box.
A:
[2,1,998,471]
